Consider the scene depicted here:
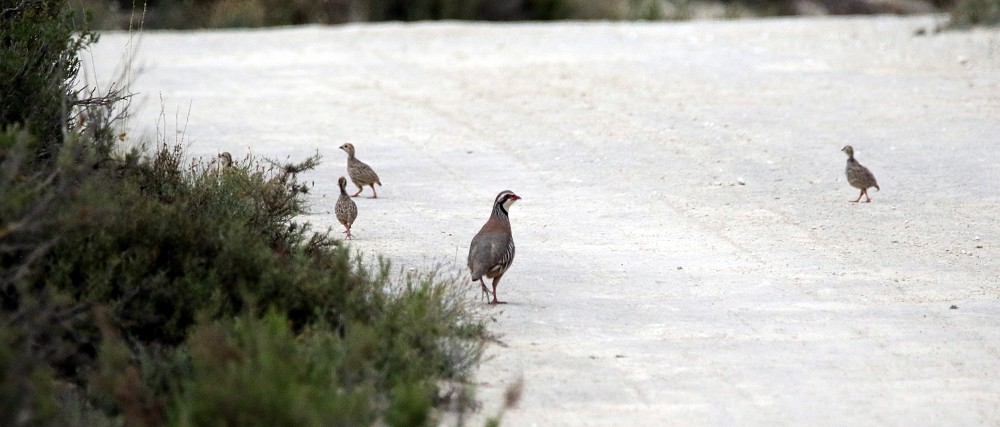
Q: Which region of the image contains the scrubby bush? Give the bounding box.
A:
[88,0,668,28]
[2,1,488,425]
[949,0,1000,27]
[1,0,99,158]
[168,312,375,426]
[84,0,988,29]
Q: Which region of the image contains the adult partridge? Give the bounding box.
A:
[842,145,880,203]
[335,176,358,239]
[468,190,521,304]
[339,143,382,198]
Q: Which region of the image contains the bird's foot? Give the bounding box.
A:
[479,283,492,302]
[488,299,507,305]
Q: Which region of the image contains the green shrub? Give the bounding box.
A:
[207,0,268,28]
[0,326,62,426]
[949,0,1000,27]
[4,107,486,427]
[0,0,99,159]
[168,312,375,427]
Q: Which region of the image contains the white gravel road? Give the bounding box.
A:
[85,15,1000,426]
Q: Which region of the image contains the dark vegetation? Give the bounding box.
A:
[73,0,998,30]
[1,1,491,425]
[947,0,1000,26]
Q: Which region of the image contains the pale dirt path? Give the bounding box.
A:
[85,16,1000,426]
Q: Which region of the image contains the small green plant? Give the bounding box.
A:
[949,0,1000,27]
[207,0,267,28]
[167,312,375,426]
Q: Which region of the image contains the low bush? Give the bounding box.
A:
[2,135,488,425]
[949,0,1000,27]
[84,0,669,28]
[83,0,997,29]
[0,0,98,156]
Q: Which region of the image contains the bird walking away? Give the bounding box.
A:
[339,143,382,198]
[842,145,880,203]
[335,176,358,239]
[468,190,521,305]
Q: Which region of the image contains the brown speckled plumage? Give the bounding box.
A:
[335,176,358,239]
[218,152,233,168]
[468,190,520,304]
[339,143,382,198]
[842,145,880,203]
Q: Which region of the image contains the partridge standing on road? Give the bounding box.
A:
[842,145,880,203]
[339,143,382,198]
[468,190,521,304]
[335,176,358,239]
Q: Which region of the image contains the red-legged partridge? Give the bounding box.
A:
[468,190,521,304]
[339,143,382,198]
[842,145,880,203]
[335,176,358,239]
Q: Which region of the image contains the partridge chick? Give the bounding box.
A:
[842,145,880,203]
[218,152,233,168]
[335,176,358,239]
[339,143,382,198]
[468,190,521,304]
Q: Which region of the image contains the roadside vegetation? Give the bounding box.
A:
[72,0,999,30]
[1,1,494,425]
[947,0,1000,27]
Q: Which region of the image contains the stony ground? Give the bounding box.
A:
[86,15,1000,426]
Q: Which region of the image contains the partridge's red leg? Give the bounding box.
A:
[489,278,507,305]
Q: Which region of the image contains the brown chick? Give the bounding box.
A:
[842,145,880,203]
[218,152,233,167]
[335,176,358,239]
[339,143,382,198]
